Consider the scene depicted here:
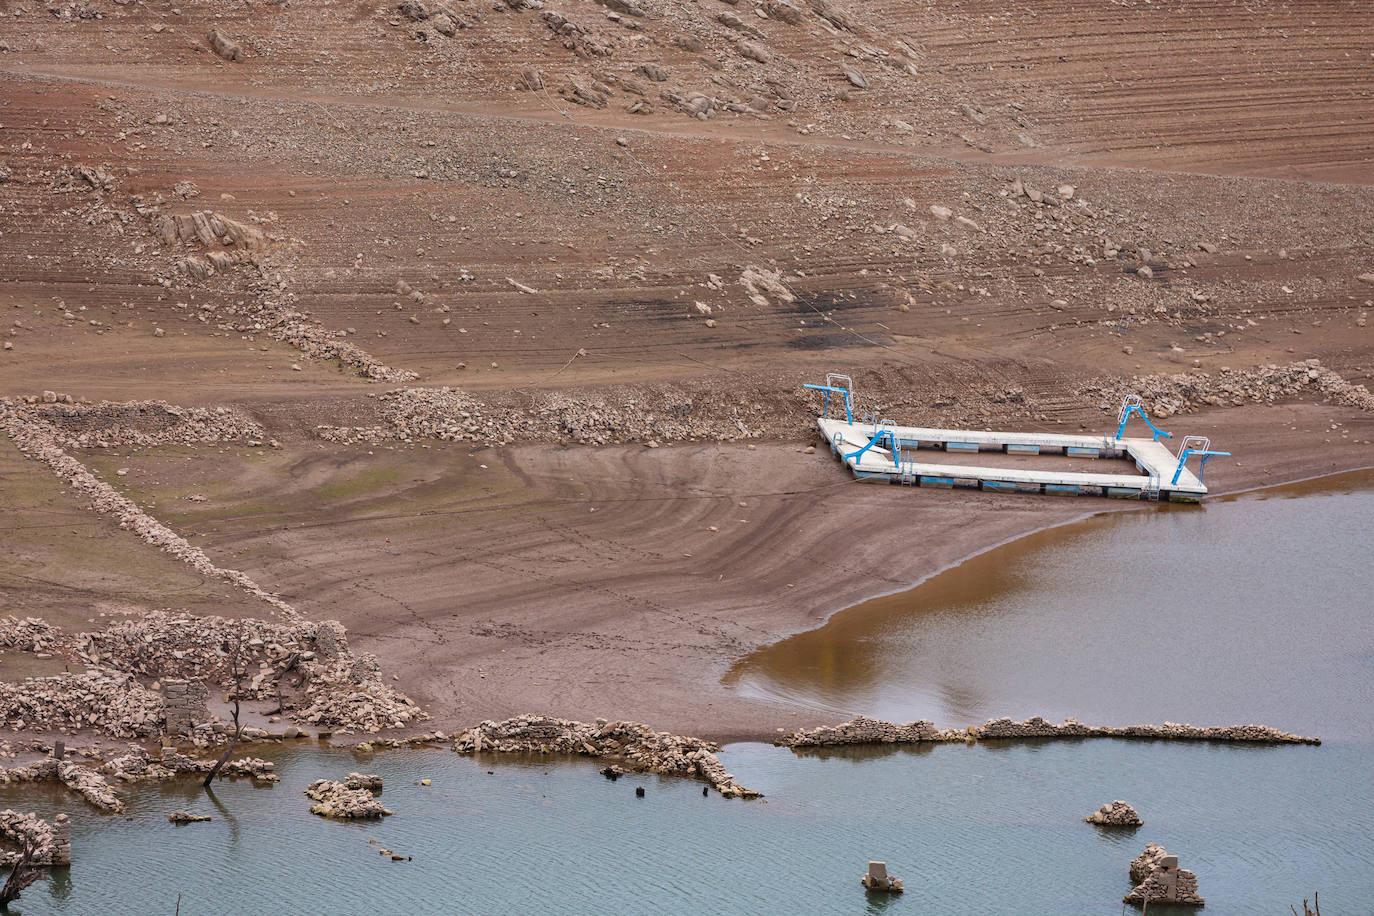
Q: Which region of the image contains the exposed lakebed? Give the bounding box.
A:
[4,473,1372,914]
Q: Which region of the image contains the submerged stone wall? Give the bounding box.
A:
[780,715,1320,747]
[454,715,761,798]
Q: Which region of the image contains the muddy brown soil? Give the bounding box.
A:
[2,0,1372,742]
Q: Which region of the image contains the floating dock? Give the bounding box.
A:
[806,376,1228,502]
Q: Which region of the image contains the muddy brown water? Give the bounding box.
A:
[727,469,1374,742]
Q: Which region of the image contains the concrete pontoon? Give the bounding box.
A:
[805,376,1229,502]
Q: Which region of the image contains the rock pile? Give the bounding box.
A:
[304,779,392,818]
[59,761,123,811]
[0,811,68,867]
[1085,800,1142,827]
[453,715,761,798]
[0,616,60,654]
[22,399,264,450]
[779,716,966,747]
[1084,359,1374,418]
[0,669,166,740]
[1125,843,1204,906]
[220,275,417,382]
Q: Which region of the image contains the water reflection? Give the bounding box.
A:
[730,471,1374,741]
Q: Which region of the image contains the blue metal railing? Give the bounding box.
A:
[1171,435,1231,485]
[803,373,855,422]
[1116,395,1171,442]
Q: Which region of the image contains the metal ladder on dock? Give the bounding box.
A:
[1145,472,1161,501]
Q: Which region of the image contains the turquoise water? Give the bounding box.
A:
[2,740,1367,914]
[3,475,1372,914]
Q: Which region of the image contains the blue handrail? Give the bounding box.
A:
[803,383,853,423]
[1117,403,1171,442]
[1171,435,1231,485]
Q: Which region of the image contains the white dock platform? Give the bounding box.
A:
[817,418,1208,501]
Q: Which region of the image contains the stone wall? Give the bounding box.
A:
[162,678,209,735]
[781,714,1318,748]
[780,715,967,747]
[454,715,761,798]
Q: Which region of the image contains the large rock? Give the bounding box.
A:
[206,29,243,62]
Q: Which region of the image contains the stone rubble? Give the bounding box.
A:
[1125,843,1204,906]
[105,746,278,784]
[343,772,384,791]
[0,670,166,740]
[1083,359,1374,419]
[453,715,761,798]
[780,715,1319,747]
[305,778,392,818]
[0,612,424,738]
[316,382,786,447]
[1085,800,1142,827]
[0,617,61,654]
[20,398,264,450]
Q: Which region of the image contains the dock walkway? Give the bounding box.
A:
[817,418,1208,501]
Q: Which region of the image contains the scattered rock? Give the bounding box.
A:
[206,29,243,62]
[840,65,868,89]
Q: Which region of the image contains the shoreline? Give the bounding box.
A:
[3,409,1369,752]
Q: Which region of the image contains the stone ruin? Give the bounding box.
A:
[162,678,210,734]
[1085,800,1143,827]
[0,811,70,867]
[860,860,903,893]
[1125,843,1204,907]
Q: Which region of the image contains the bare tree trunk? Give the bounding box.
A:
[203,630,246,789]
[1,842,40,909]
[202,709,242,788]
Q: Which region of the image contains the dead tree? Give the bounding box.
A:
[1291,893,1320,916]
[202,629,247,788]
[1,841,43,909]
